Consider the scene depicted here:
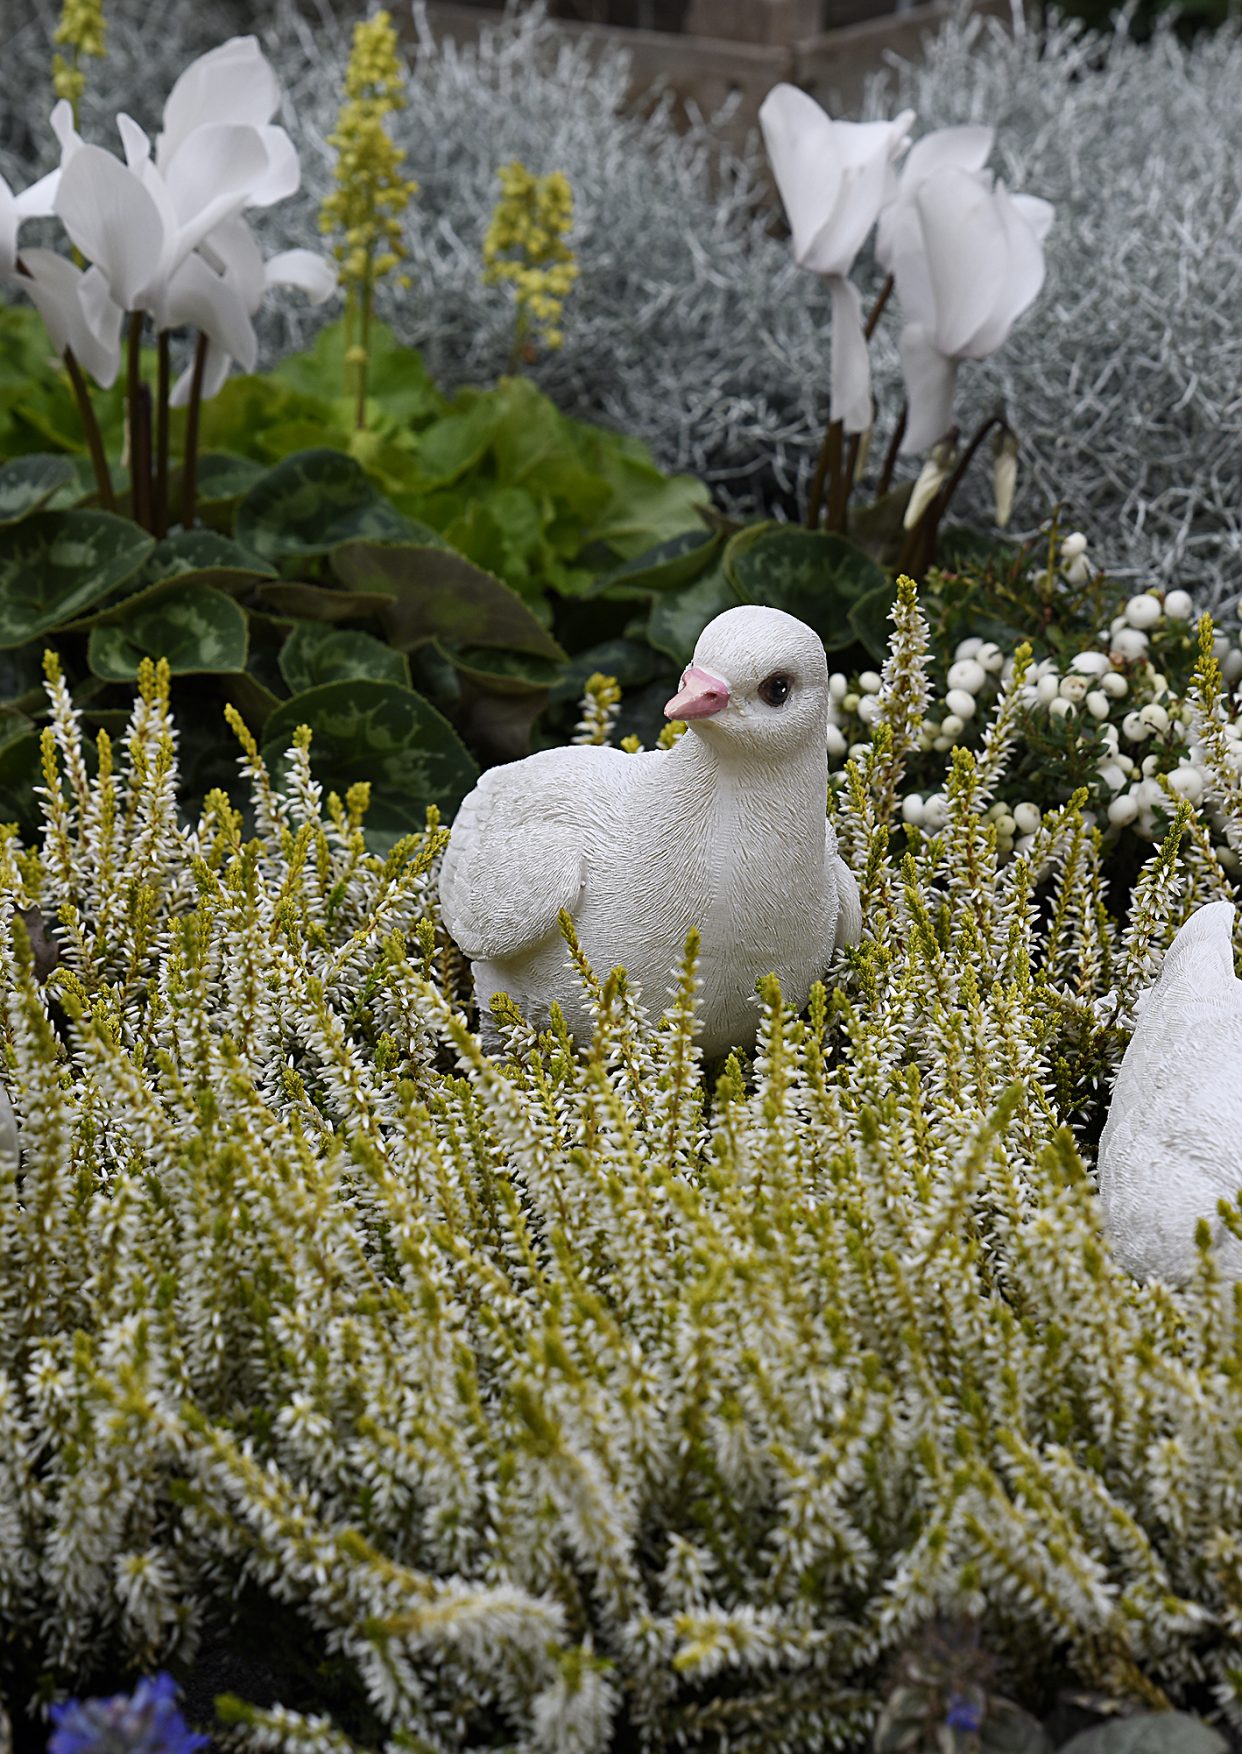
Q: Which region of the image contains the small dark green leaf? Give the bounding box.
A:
[0,454,80,525]
[0,643,45,707]
[588,528,722,600]
[936,523,1021,574]
[847,582,899,662]
[450,646,562,695]
[332,541,565,660]
[236,449,415,562]
[646,565,738,662]
[0,721,41,832]
[192,452,267,507]
[0,511,155,648]
[1058,1715,1229,1754]
[225,671,283,733]
[255,581,397,623]
[87,584,249,680]
[279,621,410,693]
[260,680,478,841]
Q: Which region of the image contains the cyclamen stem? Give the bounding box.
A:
[877,402,907,498]
[127,312,152,531]
[181,333,209,532]
[62,345,115,513]
[936,412,1013,524]
[155,331,171,538]
[897,412,1011,578]
[805,419,842,532]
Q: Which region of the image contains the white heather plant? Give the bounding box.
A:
[4,2,1242,604]
[3,597,1242,1751]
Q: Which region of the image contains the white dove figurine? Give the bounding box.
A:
[439,604,863,1057]
[1098,900,1242,1283]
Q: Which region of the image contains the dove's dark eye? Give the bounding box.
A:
[758,672,792,707]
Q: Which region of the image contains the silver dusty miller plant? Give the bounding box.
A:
[4,593,1242,1751]
[4,1,1241,606]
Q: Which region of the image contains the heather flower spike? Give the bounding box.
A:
[759,83,913,433]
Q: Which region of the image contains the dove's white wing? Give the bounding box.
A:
[826,819,863,952]
[440,747,626,963]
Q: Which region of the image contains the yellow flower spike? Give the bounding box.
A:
[52,0,105,115]
[319,9,417,429]
[482,160,578,365]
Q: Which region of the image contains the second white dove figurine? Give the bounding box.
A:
[1098,900,1242,1283]
[439,604,863,1056]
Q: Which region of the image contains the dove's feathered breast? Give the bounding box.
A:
[1098,901,1242,1282]
[439,604,862,1055]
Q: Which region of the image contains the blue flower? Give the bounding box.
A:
[945,1691,984,1734]
[48,1674,206,1754]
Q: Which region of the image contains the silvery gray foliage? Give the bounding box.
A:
[2,2,1241,605]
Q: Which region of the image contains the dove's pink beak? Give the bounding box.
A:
[665,665,730,720]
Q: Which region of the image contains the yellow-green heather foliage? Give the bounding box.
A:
[4,601,1242,1751]
[52,0,105,110]
[319,9,416,424]
[482,161,578,356]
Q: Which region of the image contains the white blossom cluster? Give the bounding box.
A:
[825,535,1242,862]
[2,612,1242,1750]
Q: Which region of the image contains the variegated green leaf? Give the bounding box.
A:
[0,511,154,648]
[87,583,249,680]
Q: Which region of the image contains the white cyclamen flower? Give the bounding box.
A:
[0,161,123,384]
[886,159,1053,454]
[759,83,914,434]
[46,37,327,398]
[170,216,336,404]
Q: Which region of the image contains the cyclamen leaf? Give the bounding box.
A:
[0,454,81,526]
[87,584,249,680]
[236,449,415,562]
[279,622,411,694]
[331,541,565,661]
[725,526,889,652]
[589,528,722,601]
[260,679,478,836]
[646,564,738,662]
[0,510,154,648]
[189,452,267,508]
[144,529,277,587]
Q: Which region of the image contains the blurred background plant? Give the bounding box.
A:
[482,159,578,364]
[318,8,416,427]
[5,0,1238,605]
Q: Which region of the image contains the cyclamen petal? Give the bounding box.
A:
[760,83,913,280]
[54,144,168,309]
[264,249,337,303]
[826,275,873,435]
[898,322,959,455]
[169,338,233,407]
[158,36,281,170]
[163,252,258,371]
[19,248,124,386]
[0,177,17,278]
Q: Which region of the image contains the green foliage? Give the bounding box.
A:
[0,309,716,828]
[2,601,1242,1749]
